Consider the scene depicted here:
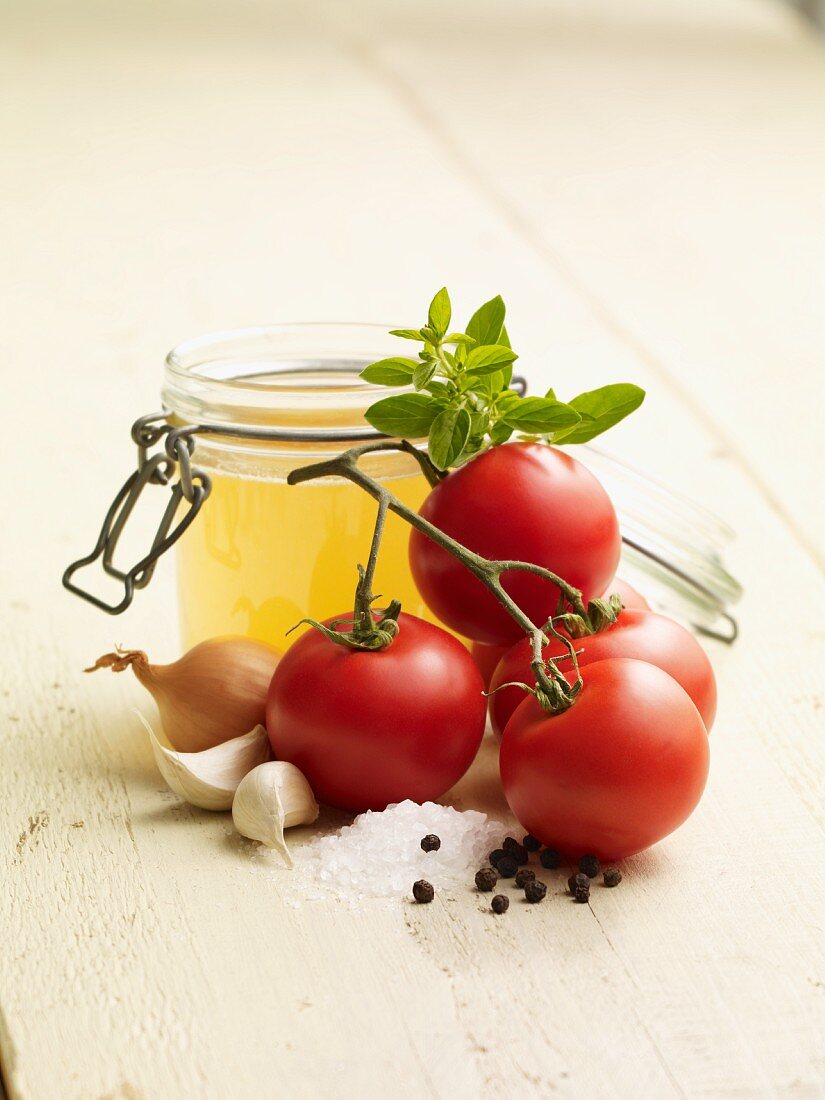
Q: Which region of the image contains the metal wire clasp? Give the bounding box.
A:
[62,413,211,614]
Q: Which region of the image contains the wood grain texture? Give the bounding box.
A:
[1,0,824,1097]
[347,0,825,564]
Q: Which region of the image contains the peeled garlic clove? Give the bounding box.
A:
[135,712,271,811]
[232,761,319,867]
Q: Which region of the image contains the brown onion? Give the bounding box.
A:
[86,636,281,753]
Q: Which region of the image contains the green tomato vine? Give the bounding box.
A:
[288,288,645,712]
[288,440,624,713]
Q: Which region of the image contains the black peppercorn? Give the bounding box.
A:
[574,883,590,904]
[496,855,519,878]
[514,867,536,889]
[539,848,561,869]
[491,894,509,914]
[488,848,504,868]
[578,854,601,878]
[523,834,542,852]
[420,834,441,853]
[524,879,547,904]
[502,837,529,864]
[568,872,590,896]
[603,867,622,888]
[475,867,498,892]
[412,880,435,904]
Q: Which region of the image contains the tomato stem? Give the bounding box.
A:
[395,439,445,489]
[351,492,389,640]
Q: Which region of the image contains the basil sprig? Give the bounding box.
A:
[362,288,645,470]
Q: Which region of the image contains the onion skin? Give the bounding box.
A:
[86,636,281,753]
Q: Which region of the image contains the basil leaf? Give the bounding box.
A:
[412,360,438,390]
[455,435,486,466]
[489,420,514,445]
[428,406,471,469]
[469,410,489,436]
[444,333,476,346]
[552,384,646,444]
[495,323,514,388]
[472,368,508,400]
[389,329,425,341]
[465,343,519,376]
[360,358,418,386]
[365,393,440,438]
[425,380,451,397]
[428,287,451,339]
[501,397,581,433]
[496,365,514,390]
[466,295,506,347]
[496,389,521,411]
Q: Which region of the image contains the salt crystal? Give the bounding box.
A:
[288,800,505,903]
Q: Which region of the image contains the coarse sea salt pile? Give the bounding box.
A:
[292,800,505,902]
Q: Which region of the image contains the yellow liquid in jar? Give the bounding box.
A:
[176,467,432,650]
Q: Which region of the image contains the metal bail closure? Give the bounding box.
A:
[62,413,211,614]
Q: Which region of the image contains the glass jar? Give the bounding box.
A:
[161,324,434,649]
[581,446,742,640]
[63,323,741,645]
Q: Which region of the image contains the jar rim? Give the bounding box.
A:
[162,322,415,437]
[166,322,403,387]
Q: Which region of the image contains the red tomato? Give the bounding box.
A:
[409,442,621,646]
[489,608,717,736]
[607,576,649,612]
[266,612,486,812]
[499,658,709,860]
[471,577,647,689]
[470,642,509,689]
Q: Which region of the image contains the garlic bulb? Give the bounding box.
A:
[232,761,319,867]
[86,637,280,753]
[135,712,272,810]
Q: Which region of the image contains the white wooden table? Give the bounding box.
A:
[2,1,824,1095]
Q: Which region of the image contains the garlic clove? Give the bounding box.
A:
[231,761,319,867]
[135,712,272,811]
